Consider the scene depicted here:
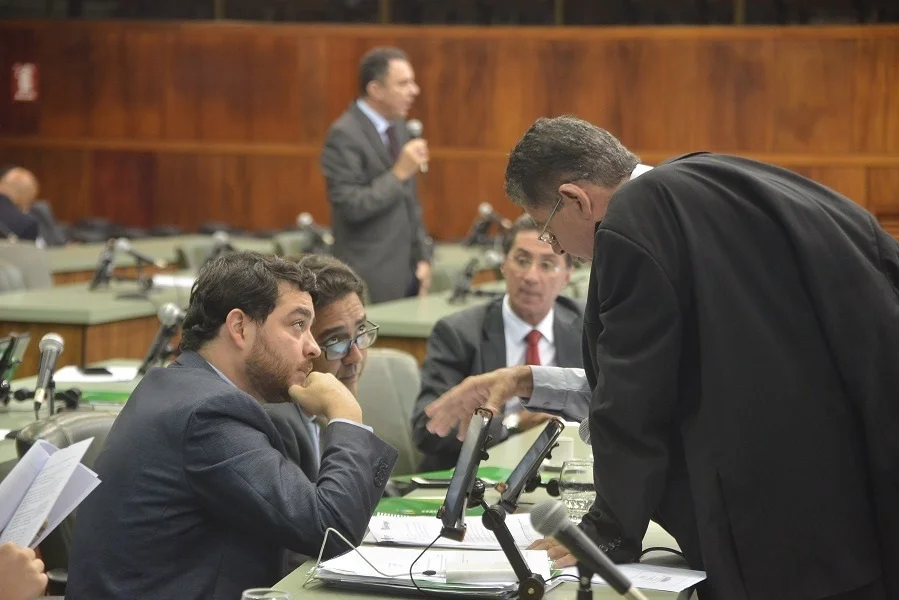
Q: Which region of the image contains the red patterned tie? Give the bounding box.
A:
[525,330,542,366]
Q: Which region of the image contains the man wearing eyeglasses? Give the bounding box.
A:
[424,116,899,600]
[262,254,381,573]
[410,215,584,471]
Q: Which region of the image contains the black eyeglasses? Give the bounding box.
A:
[320,321,379,361]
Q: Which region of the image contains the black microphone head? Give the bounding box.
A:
[114,237,132,253]
[530,500,569,537]
[157,302,185,327]
[478,202,493,218]
[406,119,423,139]
[579,418,591,445]
[38,332,64,354]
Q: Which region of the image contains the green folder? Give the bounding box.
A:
[374,497,484,517]
[82,391,130,404]
[392,466,513,485]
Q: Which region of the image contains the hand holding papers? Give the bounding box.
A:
[0,438,100,547]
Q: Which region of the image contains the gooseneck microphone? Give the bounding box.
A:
[115,238,168,269]
[406,119,428,173]
[89,239,117,290]
[530,500,649,600]
[138,303,185,376]
[33,333,64,418]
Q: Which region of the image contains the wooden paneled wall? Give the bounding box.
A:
[0,22,898,239]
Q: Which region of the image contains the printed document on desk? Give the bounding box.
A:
[365,514,540,549]
[0,438,100,548]
[314,546,558,597]
[561,563,706,593]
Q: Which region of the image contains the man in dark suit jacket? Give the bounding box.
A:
[411,216,584,471]
[67,251,398,600]
[0,167,39,241]
[264,255,380,572]
[425,117,899,600]
[321,47,432,303]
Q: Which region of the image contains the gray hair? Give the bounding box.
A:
[504,116,639,209]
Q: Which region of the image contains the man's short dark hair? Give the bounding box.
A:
[358,47,409,97]
[297,254,368,310]
[505,116,640,210]
[180,251,316,352]
[502,214,574,268]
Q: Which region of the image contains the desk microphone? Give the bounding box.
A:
[406,119,428,173]
[89,239,117,290]
[138,303,185,375]
[115,238,168,269]
[531,500,649,600]
[33,333,64,417]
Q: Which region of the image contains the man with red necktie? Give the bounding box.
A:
[410,215,585,471]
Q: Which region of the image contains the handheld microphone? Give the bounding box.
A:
[406,119,428,173]
[33,333,64,417]
[138,303,185,375]
[115,238,168,269]
[579,418,591,445]
[531,500,648,600]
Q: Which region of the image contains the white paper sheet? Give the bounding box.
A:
[0,440,51,532]
[561,563,706,593]
[0,438,98,547]
[366,514,540,550]
[54,365,139,383]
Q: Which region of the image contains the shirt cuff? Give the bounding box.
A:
[329,418,373,433]
[524,366,590,422]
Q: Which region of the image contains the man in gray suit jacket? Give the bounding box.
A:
[321,47,432,303]
[67,252,398,600]
[411,217,584,471]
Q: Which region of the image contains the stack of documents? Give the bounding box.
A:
[314,546,556,597]
[365,514,540,550]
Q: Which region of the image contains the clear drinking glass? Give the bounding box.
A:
[559,459,595,524]
[241,590,291,600]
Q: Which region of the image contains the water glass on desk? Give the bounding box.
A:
[559,459,595,524]
[241,589,291,600]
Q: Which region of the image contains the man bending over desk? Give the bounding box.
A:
[67,251,398,600]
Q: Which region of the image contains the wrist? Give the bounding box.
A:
[510,365,534,398]
[391,165,413,182]
[325,404,363,423]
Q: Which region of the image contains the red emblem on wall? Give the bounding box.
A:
[12,62,39,102]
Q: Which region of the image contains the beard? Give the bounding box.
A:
[245,329,310,404]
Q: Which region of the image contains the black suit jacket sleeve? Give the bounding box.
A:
[183,393,398,558]
[580,229,682,563]
[321,128,407,224]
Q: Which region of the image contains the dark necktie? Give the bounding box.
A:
[525,330,542,366]
[385,125,400,162]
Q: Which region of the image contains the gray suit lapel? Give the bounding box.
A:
[553,303,580,367]
[480,300,507,373]
[349,102,394,171]
[293,405,321,479]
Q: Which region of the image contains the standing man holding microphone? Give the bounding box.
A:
[321,47,432,303]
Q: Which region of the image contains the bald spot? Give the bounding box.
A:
[0,168,39,210]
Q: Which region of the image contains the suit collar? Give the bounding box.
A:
[501,293,555,345]
[356,99,390,138]
[349,101,394,170]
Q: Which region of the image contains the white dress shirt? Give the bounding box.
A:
[356,98,391,148]
[524,163,654,421]
[502,294,556,414]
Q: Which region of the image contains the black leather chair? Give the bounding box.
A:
[15,412,118,595]
[29,201,69,247]
[149,224,184,237]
